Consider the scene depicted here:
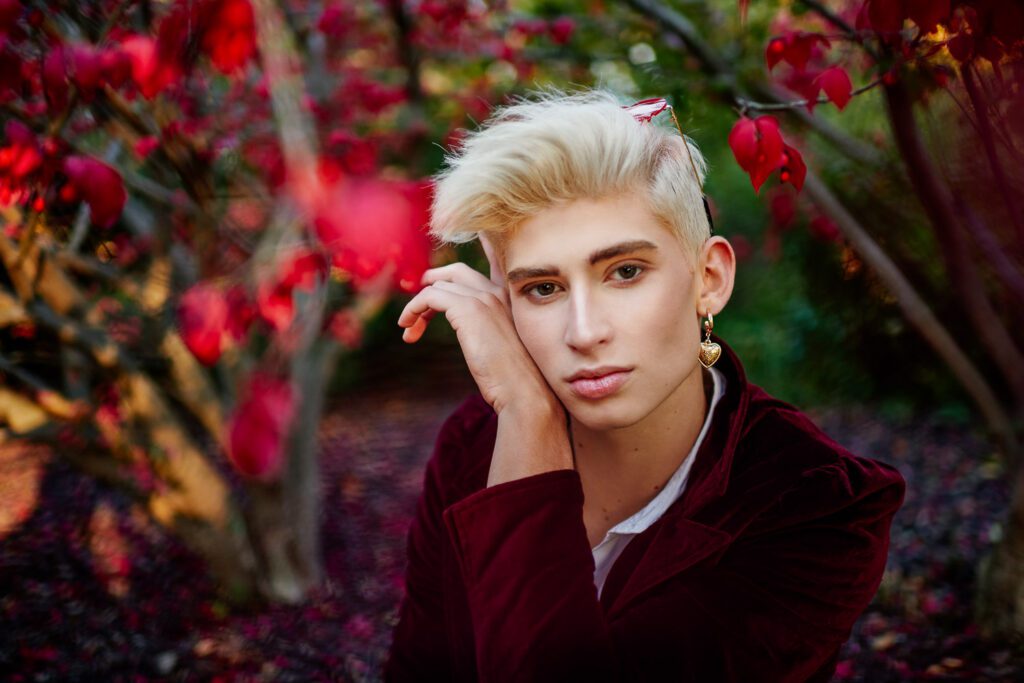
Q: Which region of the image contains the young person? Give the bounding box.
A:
[384,89,905,682]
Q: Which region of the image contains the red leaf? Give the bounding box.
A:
[62,155,127,227]
[224,284,255,342]
[809,215,841,242]
[779,143,807,191]
[549,16,575,45]
[177,282,228,366]
[728,116,786,194]
[624,97,669,122]
[727,117,760,171]
[947,31,974,62]
[906,0,950,35]
[766,37,787,70]
[227,372,296,480]
[42,46,68,111]
[310,177,433,293]
[816,66,853,110]
[69,44,103,100]
[327,309,364,350]
[0,0,20,34]
[2,120,42,179]
[255,247,328,333]
[202,0,256,73]
[769,188,796,229]
[121,34,180,99]
[868,0,905,33]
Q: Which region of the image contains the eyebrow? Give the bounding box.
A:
[505,240,659,285]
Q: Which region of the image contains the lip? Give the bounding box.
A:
[566,368,633,400]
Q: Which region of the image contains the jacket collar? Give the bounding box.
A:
[602,334,752,616]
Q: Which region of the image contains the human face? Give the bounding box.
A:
[504,192,704,432]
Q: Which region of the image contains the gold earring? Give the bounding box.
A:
[699,310,722,368]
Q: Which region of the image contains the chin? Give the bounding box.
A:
[565,398,650,432]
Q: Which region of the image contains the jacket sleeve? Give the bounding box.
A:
[440,456,905,682]
[384,408,469,680]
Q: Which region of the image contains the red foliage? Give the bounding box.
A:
[202,0,257,74]
[309,177,433,293]
[0,120,42,181]
[769,187,797,230]
[121,35,181,99]
[178,282,230,366]
[256,247,329,333]
[728,116,785,193]
[549,17,576,46]
[816,66,853,111]
[779,143,807,191]
[62,155,126,228]
[809,215,841,242]
[227,372,296,480]
[765,32,830,72]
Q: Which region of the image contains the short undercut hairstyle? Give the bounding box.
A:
[429,88,711,264]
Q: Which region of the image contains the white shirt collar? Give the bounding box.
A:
[596,365,726,541]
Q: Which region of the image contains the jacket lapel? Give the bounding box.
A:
[602,336,751,619]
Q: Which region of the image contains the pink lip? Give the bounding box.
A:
[568,370,632,400]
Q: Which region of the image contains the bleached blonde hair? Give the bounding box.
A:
[429,88,710,263]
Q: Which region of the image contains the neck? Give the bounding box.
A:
[572,366,711,514]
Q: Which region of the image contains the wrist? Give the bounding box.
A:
[489,393,573,487]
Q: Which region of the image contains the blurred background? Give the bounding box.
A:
[0,0,1021,680]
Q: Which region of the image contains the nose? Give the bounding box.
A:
[563,287,612,352]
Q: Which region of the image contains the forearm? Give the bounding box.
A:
[487,396,574,487]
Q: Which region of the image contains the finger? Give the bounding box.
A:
[421,262,502,298]
[429,278,503,307]
[396,285,467,339]
[402,315,430,344]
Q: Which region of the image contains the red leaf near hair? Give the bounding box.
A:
[624,97,669,122]
[816,66,853,111]
[227,372,296,480]
[62,155,127,227]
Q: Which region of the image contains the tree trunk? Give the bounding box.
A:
[240,338,338,603]
[977,453,1024,638]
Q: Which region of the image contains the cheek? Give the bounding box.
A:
[510,305,555,367]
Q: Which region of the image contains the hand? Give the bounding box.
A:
[399,260,574,485]
[397,262,559,417]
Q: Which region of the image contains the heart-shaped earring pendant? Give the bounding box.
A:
[699,341,721,368]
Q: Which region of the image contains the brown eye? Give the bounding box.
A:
[613,264,644,280]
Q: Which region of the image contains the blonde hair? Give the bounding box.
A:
[429,88,710,261]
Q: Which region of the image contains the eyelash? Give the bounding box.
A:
[522,264,647,300]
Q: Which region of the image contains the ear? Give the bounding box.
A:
[696,236,736,317]
[479,234,507,289]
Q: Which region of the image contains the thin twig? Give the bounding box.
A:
[736,77,884,114]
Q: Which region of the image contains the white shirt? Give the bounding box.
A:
[590,366,726,598]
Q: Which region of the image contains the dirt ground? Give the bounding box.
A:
[1,356,1022,681]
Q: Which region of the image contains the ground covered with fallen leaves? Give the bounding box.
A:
[1,356,1022,681]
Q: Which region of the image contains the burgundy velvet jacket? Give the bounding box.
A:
[384,337,906,682]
